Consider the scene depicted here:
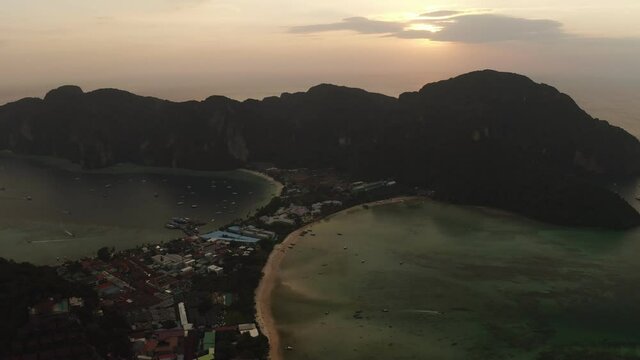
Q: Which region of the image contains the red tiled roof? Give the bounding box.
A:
[155,329,184,341]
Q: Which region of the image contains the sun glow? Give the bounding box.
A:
[406,23,442,33]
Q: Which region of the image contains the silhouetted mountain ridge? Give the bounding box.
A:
[1,70,639,229]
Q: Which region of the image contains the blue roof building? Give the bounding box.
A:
[201,230,260,244]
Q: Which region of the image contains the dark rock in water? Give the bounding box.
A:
[1,70,639,229]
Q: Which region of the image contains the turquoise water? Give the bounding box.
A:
[272,200,640,359]
[0,154,278,264]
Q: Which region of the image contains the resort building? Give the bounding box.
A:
[152,254,184,269]
[238,323,259,338]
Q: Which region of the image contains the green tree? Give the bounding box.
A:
[97,247,112,262]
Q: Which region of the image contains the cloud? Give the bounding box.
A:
[422,14,566,43]
[420,10,462,18]
[289,16,404,34]
[288,11,570,43]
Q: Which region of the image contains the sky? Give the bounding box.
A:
[1,0,640,131]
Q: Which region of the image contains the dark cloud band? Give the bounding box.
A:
[289,11,569,43]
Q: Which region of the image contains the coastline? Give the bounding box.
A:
[254,195,424,360]
[0,158,285,265]
[238,168,284,196]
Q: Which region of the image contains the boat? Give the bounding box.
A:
[191,204,198,208]
[59,222,75,237]
[285,346,294,351]
[25,195,32,201]
[177,201,185,206]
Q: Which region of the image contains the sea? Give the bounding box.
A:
[268,81,640,359]
[272,197,640,359]
[0,153,279,265]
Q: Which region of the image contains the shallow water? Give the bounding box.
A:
[273,200,640,359]
[0,154,279,264]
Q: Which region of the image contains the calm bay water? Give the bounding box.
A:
[273,200,640,359]
[0,154,279,264]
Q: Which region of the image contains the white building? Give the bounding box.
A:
[238,323,259,337]
[178,302,193,335]
[207,265,223,275]
[260,215,295,226]
[151,254,183,269]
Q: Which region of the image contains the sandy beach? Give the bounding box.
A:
[254,196,424,360]
[238,168,284,195]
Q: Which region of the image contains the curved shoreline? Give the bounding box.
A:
[254,196,424,360]
[238,168,284,196]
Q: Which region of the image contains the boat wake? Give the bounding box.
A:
[30,238,78,244]
[404,309,443,316]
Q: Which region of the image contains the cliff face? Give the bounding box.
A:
[399,71,640,177]
[1,70,640,229]
[0,87,245,170]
